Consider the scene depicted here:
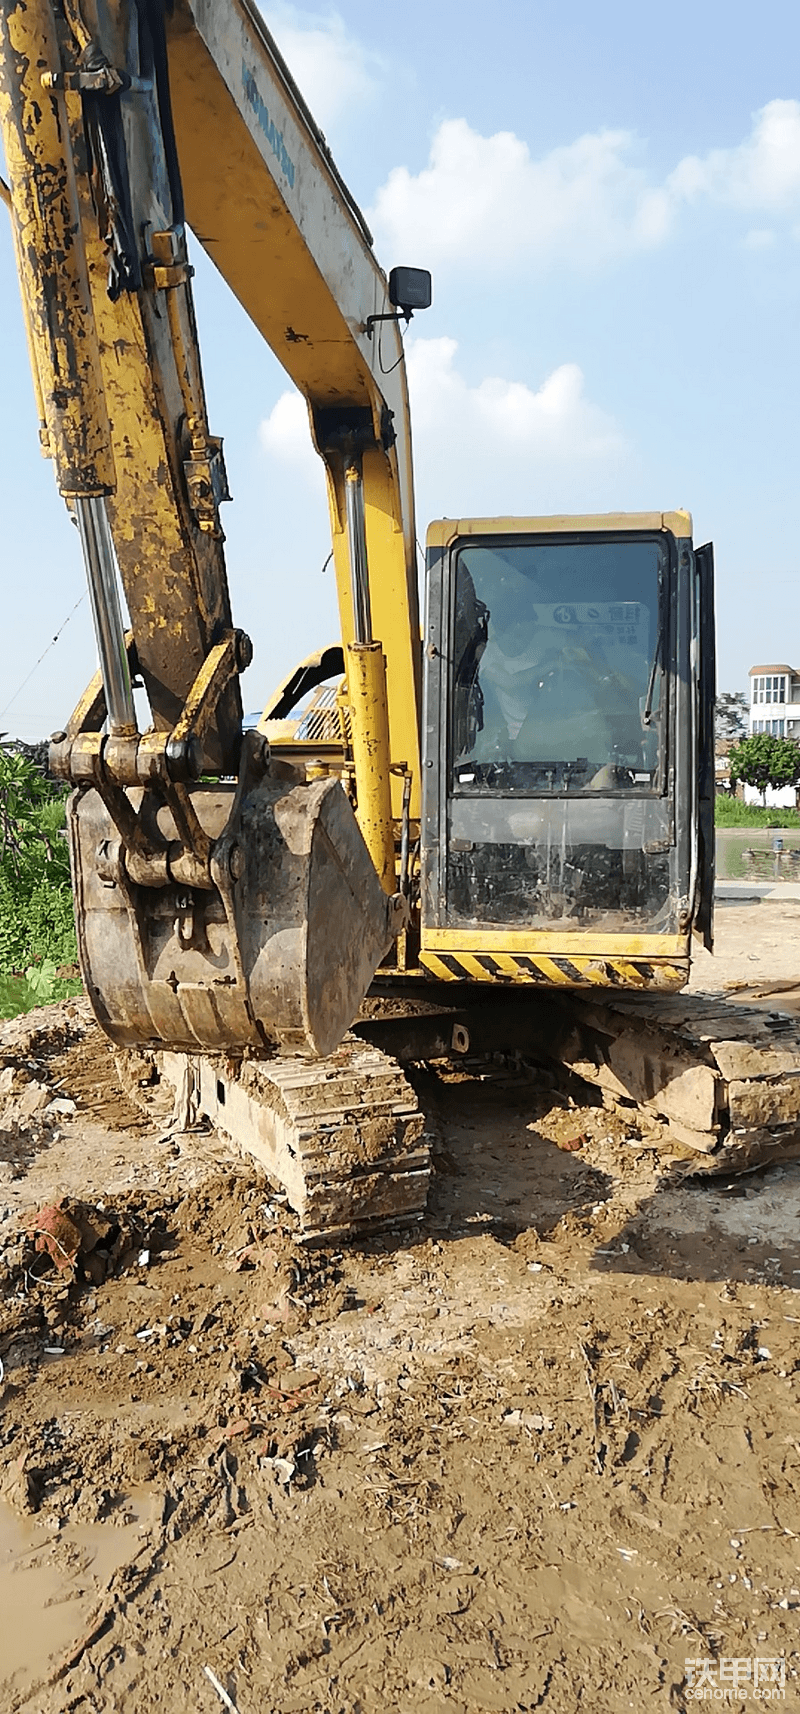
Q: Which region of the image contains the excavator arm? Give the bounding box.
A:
[0,0,420,1057]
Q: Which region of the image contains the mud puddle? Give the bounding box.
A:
[0,1491,160,1695]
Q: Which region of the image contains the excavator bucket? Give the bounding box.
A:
[67,753,401,1060]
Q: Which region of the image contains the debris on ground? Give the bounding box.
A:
[0,909,799,1711]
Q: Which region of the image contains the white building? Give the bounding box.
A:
[749,664,800,738]
[745,664,800,807]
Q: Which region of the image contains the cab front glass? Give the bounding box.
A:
[451,536,665,792]
[440,533,678,933]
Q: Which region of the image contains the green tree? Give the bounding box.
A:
[0,745,80,1012]
[729,733,800,804]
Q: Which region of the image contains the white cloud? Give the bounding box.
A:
[256,3,378,132]
[252,390,338,690]
[371,101,800,273]
[408,338,621,453]
[404,338,628,520]
[668,100,800,210]
[259,389,323,486]
[372,118,668,271]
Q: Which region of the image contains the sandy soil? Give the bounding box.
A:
[690,895,800,1001]
[1,904,799,1713]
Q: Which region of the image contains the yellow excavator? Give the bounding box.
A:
[4,0,791,1238]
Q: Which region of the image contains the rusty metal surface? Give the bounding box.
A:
[69,758,398,1058]
[2,0,244,769]
[0,0,115,493]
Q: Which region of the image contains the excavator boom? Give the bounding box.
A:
[164,0,423,817]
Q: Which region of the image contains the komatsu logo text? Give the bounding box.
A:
[242,64,295,189]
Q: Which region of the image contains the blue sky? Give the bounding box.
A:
[2,0,800,737]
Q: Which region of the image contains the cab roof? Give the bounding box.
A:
[425,511,693,549]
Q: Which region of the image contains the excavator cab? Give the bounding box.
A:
[420,513,715,990]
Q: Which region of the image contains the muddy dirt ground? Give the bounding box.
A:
[2,900,800,1713]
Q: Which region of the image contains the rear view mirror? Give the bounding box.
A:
[388,267,432,316]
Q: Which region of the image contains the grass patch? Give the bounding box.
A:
[0,746,81,1019]
[715,795,800,829]
[0,962,82,1021]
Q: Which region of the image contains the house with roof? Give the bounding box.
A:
[744,664,800,806]
[749,665,800,739]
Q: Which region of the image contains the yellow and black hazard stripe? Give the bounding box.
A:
[419,950,687,990]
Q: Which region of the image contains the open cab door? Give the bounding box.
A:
[694,542,716,952]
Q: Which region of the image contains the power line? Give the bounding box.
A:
[0,592,86,723]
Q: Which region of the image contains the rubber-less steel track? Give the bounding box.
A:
[131,988,800,1239]
[562,989,800,1173]
[159,1037,430,1241]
